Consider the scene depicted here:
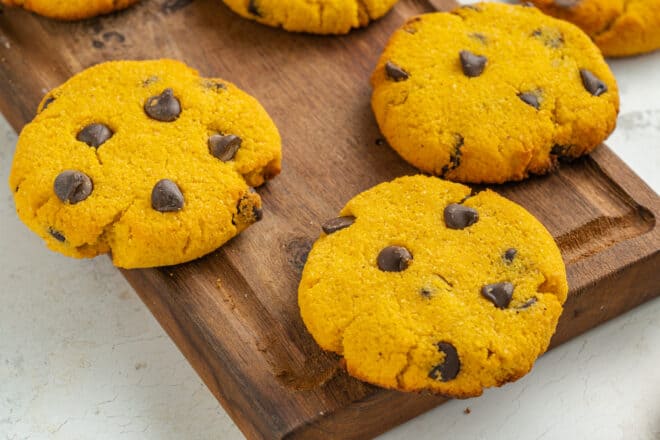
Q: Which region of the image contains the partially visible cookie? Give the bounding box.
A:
[9,59,281,268]
[221,0,399,34]
[371,2,619,184]
[299,175,568,397]
[528,0,660,57]
[0,0,139,20]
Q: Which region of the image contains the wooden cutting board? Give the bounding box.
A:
[1,1,658,438]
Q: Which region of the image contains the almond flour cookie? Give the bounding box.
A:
[371,2,619,184]
[299,175,568,397]
[0,0,139,20]
[9,59,281,268]
[221,0,399,34]
[528,0,660,56]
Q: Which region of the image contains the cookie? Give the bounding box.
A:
[0,0,139,20]
[528,0,660,56]
[9,59,281,269]
[221,0,399,34]
[298,175,568,397]
[371,2,619,184]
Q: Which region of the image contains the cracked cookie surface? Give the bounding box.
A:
[221,0,399,34]
[0,0,139,20]
[9,59,281,268]
[298,175,568,397]
[528,0,660,56]
[371,2,619,184]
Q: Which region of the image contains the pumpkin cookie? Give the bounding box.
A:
[0,0,139,20]
[299,175,568,397]
[221,0,399,34]
[9,59,281,268]
[371,2,619,184]
[528,0,660,57]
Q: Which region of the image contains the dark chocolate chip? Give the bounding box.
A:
[208,134,242,162]
[48,228,65,242]
[481,282,514,309]
[248,0,261,16]
[459,50,487,77]
[76,123,113,148]
[580,69,607,96]
[517,297,537,310]
[441,134,464,176]
[503,248,517,263]
[41,96,55,112]
[428,342,460,382]
[375,138,386,146]
[322,216,355,234]
[253,206,264,221]
[518,92,540,110]
[144,88,181,122]
[54,170,93,204]
[385,61,409,82]
[377,246,413,272]
[444,204,478,230]
[151,179,184,212]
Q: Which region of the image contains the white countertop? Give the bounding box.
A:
[1,36,659,440]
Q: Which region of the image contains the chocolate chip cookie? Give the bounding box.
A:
[298,175,568,397]
[0,0,139,20]
[221,0,399,34]
[371,2,619,184]
[528,0,660,57]
[9,59,281,268]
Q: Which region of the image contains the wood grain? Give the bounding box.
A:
[0,1,658,439]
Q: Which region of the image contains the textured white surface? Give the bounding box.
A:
[1,25,660,440]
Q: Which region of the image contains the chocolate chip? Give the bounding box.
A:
[444,204,478,229]
[428,342,460,381]
[377,246,412,272]
[459,50,487,77]
[517,297,537,310]
[481,282,514,309]
[54,170,93,204]
[41,96,55,112]
[48,228,65,242]
[503,248,517,263]
[253,206,264,221]
[385,61,409,82]
[77,123,113,148]
[144,88,181,122]
[208,134,242,162]
[441,134,464,176]
[322,216,355,234]
[580,69,607,96]
[248,0,261,16]
[151,179,184,212]
[518,92,540,110]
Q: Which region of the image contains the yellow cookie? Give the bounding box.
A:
[221,0,399,34]
[9,59,281,268]
[299,175,568,397]
[529,0,660,57]
[0,0,139,20]
[371,2,619,184]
